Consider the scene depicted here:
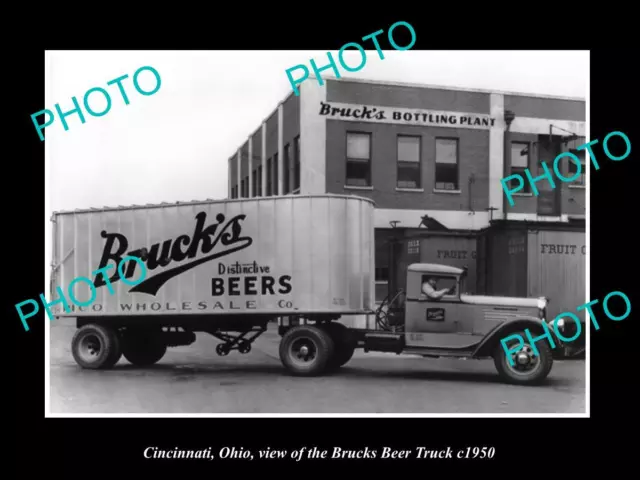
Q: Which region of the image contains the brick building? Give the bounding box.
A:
[228,76,586,337]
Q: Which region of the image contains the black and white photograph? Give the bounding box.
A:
[43,49,589,416]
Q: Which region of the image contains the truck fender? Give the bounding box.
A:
[472,316,561,358]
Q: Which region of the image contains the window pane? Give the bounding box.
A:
[398,136,420,162]
[375,267,389,282]
[435,164,458,189]
[398,162,420,188]
[346,161,369,186]
[512,142,529,168]
[568,152,585,185]
[266,158,272,196]
[347,133,370,159]
[273,153,279,195]
[511,167,530,192]
[284,144,291,194]
[294,136,300,191]
[435,139,457,164]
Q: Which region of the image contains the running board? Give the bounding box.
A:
[402,347,476,358]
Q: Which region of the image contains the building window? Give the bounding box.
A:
[346,132,371,187]
[397,135,421,189]
[375,267,389,282]
[435,138,459,190]
[273,153,279,196]
[251,170,257,197]
[568,149,586,186]
[374,230,390,303]
[283,143,291,194]
[241,179,246,198]
[511,142,531,193]
[257,165,262,196]
[293,136,301,193]
[266,157,272,196]
[245,176,249,197]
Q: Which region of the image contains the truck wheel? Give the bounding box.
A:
[322,323,356,370]
[121,331,167,367]
[279,325,335,376]
[493,330,553,385]
[71,324,122,370]
[330,343,356,370]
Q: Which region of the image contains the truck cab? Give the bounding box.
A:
[279,262,566,385]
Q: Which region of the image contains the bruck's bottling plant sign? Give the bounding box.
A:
[318,101,496,129]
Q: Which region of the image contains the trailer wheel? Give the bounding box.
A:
[71,324,121,370]
[121,331,167,367]
[493,330,553,385]
[279,325,335,376]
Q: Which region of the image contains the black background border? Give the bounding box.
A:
[11,14,637,474]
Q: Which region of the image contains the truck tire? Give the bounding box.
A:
[493,330,553,385]
[279,325,335,376]
[330,343,356,370]
[121,331,167,367]
[322,323,356,370]
[71,324,122,370]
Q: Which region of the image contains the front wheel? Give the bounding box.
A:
[279,325,335,376]
[493,330,553,385]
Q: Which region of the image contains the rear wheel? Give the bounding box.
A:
[322,322,356,370]
[121,329,167,367]
[71,324,122,369]
[279,325,335,376]
[493,330,553,385]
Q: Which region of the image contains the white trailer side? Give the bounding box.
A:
[51,194,375,318]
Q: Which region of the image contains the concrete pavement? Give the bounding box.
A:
[49,320,586,414]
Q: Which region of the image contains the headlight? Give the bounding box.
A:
[556,318,565,329]
[537,297,547,319]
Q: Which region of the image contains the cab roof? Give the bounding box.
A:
[408,263,465,275]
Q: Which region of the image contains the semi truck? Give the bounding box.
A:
[50,194,566,385]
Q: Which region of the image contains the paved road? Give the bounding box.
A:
[49,320,586,414]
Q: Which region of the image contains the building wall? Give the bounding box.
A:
[229,92,301,199]
[226,78,586,332]
[325,120,491,212]
[504,95,585,122]
[327,80,491,113]
[230,78,585,225]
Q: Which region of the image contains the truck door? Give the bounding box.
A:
[405,274,459,335]
[404,274,474,348]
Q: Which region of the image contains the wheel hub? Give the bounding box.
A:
[507,343,540,374]
[516,352,530,365]
[77,334,102,363]
[290,338,317,365]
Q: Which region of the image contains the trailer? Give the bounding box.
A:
[51,194,567,384]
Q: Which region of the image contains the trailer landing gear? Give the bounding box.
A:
[213,327,266,356]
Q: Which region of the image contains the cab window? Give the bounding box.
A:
[421,275,458,296]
